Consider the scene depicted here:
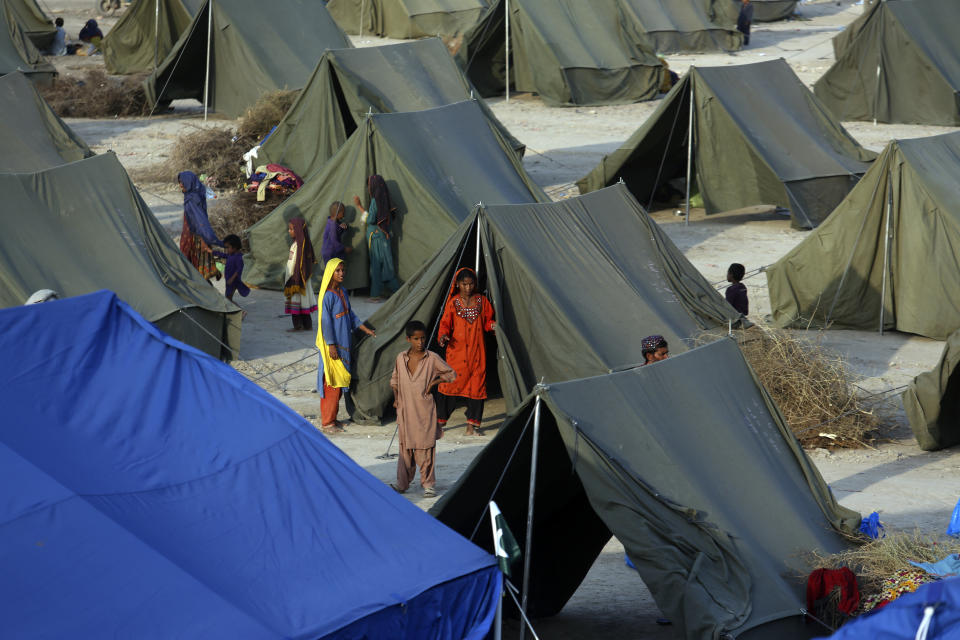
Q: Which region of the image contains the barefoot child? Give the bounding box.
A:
[390,321,456,497]
[321,201,352,265]
[211,234,250,302]
[436,268,496,436]
[284,217,317,331]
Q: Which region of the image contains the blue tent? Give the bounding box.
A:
[817,577,960,639]
[0,291,499,639]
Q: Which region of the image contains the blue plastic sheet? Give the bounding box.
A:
[947,497,960,537]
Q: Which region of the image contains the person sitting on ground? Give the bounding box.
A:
[316,257,375,433]
[737,0,754,46]
[390,320,455,497]
[641,335,669,365]
[78,19,102,54]
[321,201,352,265]
[436,268,496,436]
[725,262,749,316]
[210,234,250,303]
[46,18,66,56]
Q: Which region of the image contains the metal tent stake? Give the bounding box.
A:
[202,0,213,121]
[505,0,510,103]
[684,77,694,227]
[520,394,541,640]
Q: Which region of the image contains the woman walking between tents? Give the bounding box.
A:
[316,258,375,432]
[352,175,401,302]
[437,268,496,436]
[178,171,221,281]
[284,217,317,331]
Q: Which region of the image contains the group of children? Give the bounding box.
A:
[178,172,751,498]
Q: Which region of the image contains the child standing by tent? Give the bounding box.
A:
[316,258,375,432]
[322,201,352,265]
[390,321,455,497]
[353,175,401,302]
[436,268,496,436]
[725,263,749,316]
[284,218,317,331]
[210,235,250,303]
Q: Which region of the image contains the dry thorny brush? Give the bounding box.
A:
[39,70,151,117]
[208,191,284,251]
[133,90,299,189]
[805,530,960,596]
[700,325,882,448]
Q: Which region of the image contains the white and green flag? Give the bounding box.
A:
[489,500,522,577]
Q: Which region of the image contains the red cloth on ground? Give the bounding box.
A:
[806,567,860,615]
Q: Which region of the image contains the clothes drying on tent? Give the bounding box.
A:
[0,153,240,358]
[347,183,744,423]
[0,71,92,171]
[431,337,859,639]
[618,0,742,53]
[577,59,876,229]
[253,39,522,181]
[0,0,55,83]
[5,0,54,49]
[244,100,546,292]
[327,0,487,39]
[814,0,960,126]
[143,0,351,118]
[103,0,204,75]
[458,0,666,106]
[0,290,500,639]
[767,131,960,340]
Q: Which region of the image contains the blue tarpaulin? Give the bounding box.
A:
[817,578,960,639]
[0,291,499,639]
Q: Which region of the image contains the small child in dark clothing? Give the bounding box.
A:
[321,201,352,264]
[725,263,749,316]
[212,234,250,302]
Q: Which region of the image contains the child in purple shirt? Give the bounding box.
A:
[322,201,352,264]
[212,235,250,302]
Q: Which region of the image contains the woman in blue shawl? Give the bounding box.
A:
[352,174,401,302]
[178,171,221,280]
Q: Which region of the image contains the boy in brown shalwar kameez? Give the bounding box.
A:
[390,321,456,497]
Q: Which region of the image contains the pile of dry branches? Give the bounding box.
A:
[701,326,881,448]
[39,70,150,117]
[208,191,283,250]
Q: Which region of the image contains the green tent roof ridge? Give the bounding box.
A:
[814,0,960,125]
[767,131,960,339]
[0,71,92,171]
[0,153,240,357]
[578,59,876,229]
[618,0,742,53]
[144,0,351,118]
[327,0,487,39]
[255,38,522,181]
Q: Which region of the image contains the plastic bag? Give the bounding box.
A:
[859,511,885,539]
[947,498,960,537]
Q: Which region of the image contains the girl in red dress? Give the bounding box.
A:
[436,268,496,435]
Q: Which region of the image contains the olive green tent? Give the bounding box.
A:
[144,0,351,118]
[431,338,859,638]
[767,132,960,340]
[244,100,545,292]
[348,184,743,423]
[0,153,241,358]
[577,59,876,229]
[254,39,522,182]
[0,71,91,171]
[6,0,53,49]
[458,0,665,106]
[326,0,487,39]
[903,327,960,451]
[0,0,54,83]
[103,0,204,75]
[618,0,742,53]
[711,0,797,22]
[814,0,960,126]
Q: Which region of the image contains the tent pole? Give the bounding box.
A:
[520,393,541,640]
[359,0,365,40]
[684,78,694,226]
[202,0,212,121]
[879,173,893,335]
[494,587,503,640]
[873,63,880,127]
[154,0,159,71]
[475,213,482,275]
[504,0,510,104]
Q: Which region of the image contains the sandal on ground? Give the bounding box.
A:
[390,483,406,494]
[320,424,343,434]
[423,487,437,498]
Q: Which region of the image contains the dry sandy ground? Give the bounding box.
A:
[40,0,960,636]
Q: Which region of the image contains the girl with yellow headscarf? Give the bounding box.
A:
[316,258,375,432]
